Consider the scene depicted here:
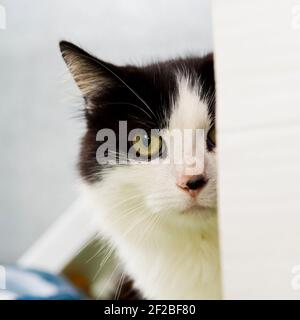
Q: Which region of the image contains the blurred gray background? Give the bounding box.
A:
[0,0,212,263]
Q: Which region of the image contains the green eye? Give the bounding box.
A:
[207,126,216,146]
[132,133,162,157]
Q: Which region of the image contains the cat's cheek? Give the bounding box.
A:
[144,195,166,214]
[144,192,186,215]
[197,183,217,208]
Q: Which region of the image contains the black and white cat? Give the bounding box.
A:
[60,41,221,299]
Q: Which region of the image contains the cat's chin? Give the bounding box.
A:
[150,200,216,217]
[152,201,217,230]
[167,206,217,230]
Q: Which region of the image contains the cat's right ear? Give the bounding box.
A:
[59,41,116,98]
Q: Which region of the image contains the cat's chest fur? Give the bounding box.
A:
[85,184,221,300]
[117,218,221,299]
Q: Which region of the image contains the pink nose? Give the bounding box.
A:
[176,174,208,197]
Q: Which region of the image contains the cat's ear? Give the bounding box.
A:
[59,41,116,97]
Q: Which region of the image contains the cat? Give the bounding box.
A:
[59,41,221,299]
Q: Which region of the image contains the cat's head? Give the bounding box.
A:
[60,41,216,227]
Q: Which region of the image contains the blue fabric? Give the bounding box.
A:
[0,266,85,300]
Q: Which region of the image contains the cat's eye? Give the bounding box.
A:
[131,133,163,158]
[207,126,216,149]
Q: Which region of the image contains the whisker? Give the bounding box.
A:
[101,102,155,124]
[93,245,115,281]
[114,272,125,300]
[82,55,159,123]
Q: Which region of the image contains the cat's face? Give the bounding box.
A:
[60,41,216,226]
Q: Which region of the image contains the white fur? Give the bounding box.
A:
[83,76,221,299]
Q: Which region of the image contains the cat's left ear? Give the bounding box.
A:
[59,41,119,98]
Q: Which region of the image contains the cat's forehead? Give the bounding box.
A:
[169,75,211,130]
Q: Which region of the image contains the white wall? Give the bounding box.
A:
[213,0,300,298]
[0,0,213,262]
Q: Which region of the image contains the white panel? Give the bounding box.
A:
[18,197,99,273]
[213,0,300,298]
